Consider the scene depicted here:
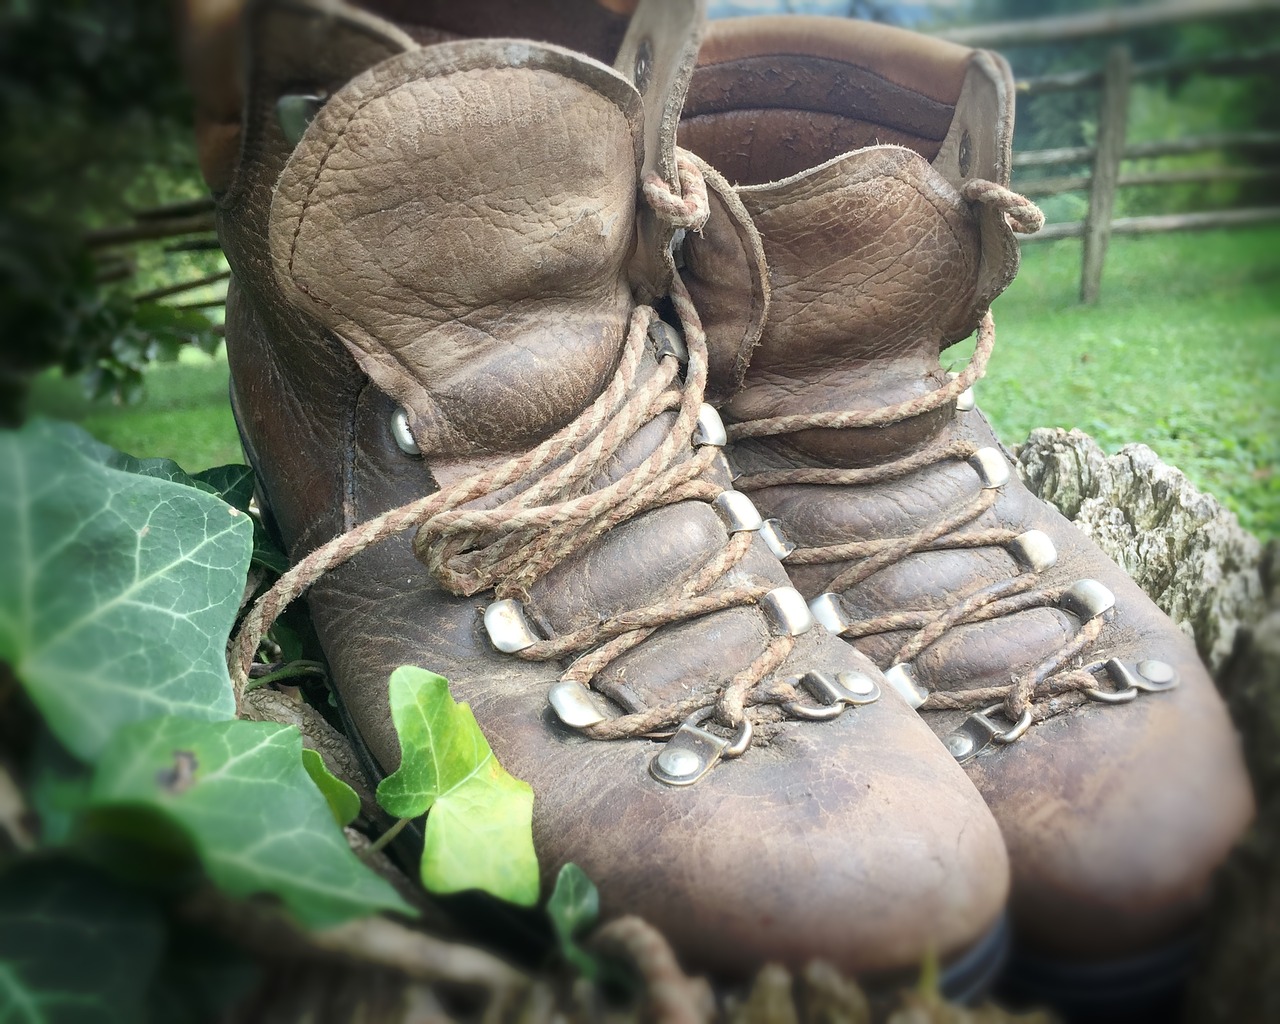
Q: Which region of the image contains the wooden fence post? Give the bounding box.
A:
[1081,45,1132,303]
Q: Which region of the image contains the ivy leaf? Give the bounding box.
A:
[26,731,91,846]
[301,748,361,827]
[39,418,199,487]
[89,717,413,928]
[547,863,601,979]
[0,860,164,1024]
[377,667,539,907]
[0,421,250,760]
[191,465,256,511]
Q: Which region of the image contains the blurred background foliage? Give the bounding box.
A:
[0,0,224,418]
[2,0,1278,532]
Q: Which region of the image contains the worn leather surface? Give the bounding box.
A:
[680,15,1254,958]
[218,1,1011,978]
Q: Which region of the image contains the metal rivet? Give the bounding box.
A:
[649,710,730,787]
[837,670,878,697]
[946,732,975,759]
[1138,659,1176,685]
[647,319,688,364]
[759,519,796,560]
[885,663,929,709]
[1009,530,1057,572]
[1059,579,1115,621]
[693,404,727,448]
[809,593,850,636]
[483,599,539,654]
[656,746,700,778]
[277,94,324,146]
[548,681,606,729]
[759,587,815,637]
[711,491,763,533]
[390,407,420,456]
[969,447,1010,489]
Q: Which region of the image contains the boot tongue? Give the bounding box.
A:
[268,41,645,461]
[724,145,983,467]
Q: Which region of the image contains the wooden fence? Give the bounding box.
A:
[939,0,1280,302]
[91,0,1280,312]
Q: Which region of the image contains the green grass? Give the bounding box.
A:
[25,226,1280,538]
[27,345,242,472]
[954,226,1280,538]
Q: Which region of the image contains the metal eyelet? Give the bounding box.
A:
[390,407,420,456]
[782,669,881,720]
[483,599,538,653]
[1087,657,1178,703]
[1059,579,1115,620]
[884,663,929,709]
[947,372,976,411]
[944,702,1032,763]
[693,404,727,447]
[759,587,815,637]
[759,519,796,560]
[809,593,850,636]
[548,680,606,728]
[711,491,763,533]
[632,38,653,92]
[1009,530,1057,572]
[649,708,751,786]
[1084,684,1139,704]
[988,703,1034,743]
[969,447,1010,488]
[647,319,688,364]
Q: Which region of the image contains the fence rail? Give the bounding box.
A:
[87,2,1280,311]
[935,0,1280,48]
[965,3,1280,302]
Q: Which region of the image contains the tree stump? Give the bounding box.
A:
[1016,428,1279,1023]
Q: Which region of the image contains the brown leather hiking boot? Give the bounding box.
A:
[196,0,1013,982]
[678,13,1254,981]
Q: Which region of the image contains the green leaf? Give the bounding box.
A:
[377,667,539,907]
[39,418,200,488]
[89,717,413,929]
[0,421,250,760]
[301,748,361,828]
[191,465,256,511]
[0,860,164,1024]
[547,863,601,979]
[26,731,91,846]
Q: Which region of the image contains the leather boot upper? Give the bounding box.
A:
[678,14,1254,957]
[211,0,1012,978]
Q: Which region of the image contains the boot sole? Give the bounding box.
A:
[997,929,1201,1022]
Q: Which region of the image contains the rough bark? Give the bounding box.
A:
[1015,427,1277,1024]
[1015,428,1266,672]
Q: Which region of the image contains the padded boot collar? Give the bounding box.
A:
[268,40,645,461]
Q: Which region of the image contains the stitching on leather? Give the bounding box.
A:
[286,91,382,280]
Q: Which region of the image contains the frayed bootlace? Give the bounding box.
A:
[725,183,1143,731]
[230,151,815,749]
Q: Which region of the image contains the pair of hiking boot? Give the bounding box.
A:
[189,0,1253,1007]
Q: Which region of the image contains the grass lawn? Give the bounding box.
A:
[25,226,1280,537]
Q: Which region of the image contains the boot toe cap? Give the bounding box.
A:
[490,683,1010,978]
[965,645,1253,958]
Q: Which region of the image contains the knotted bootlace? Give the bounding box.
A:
[725,182,1178,757]
[230,150,864,781]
